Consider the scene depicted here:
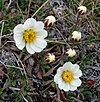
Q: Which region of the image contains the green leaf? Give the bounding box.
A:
[12,80,17,86]
[3,79,12,89]
[0,0,2,9]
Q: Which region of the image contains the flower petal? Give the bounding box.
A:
[56,67,63,75]
[24,18,36,29]
[54,67,63,84]
[30,42,43,52]
[14,31,23,38]
[71,64,79,73]
[36,30,47,38]
[70,79,82,87]
[34,21,44,31]
[73,70,82,79]
[54,74,60,84]
[62,62,72,71]
[33,38,47,49]
[14,34,23,44]
[26,43,35,54]
[58,79,70,91]
[62,82,70,91]
[58,79,65,90]
[16,40,25,50]
[14,24,24,34]
[69,84,77,91]
[13,24,24,44]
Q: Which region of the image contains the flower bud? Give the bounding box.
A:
[77,6,87,14]
[44,15,56,26]
[66,48,76,57]
[45,53,55,63]
[72,31,81,41]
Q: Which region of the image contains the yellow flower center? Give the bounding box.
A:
[23,29,36,43]
[62,70,73,82]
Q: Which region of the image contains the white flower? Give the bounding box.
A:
[78,6,87,14]
[44,15,56,26]
[54,62,82,91]
[72,31,81,41]
[45,53,55,63]
[13,18,48,54]
[66,48,76,57]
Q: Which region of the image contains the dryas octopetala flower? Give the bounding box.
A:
[72,31,81,41]
[66,48,76,57]
[77,6,87,14]
[54,62,82,91]
[44,15,56,26]
[45,53,55,63]
[13,18,48,54]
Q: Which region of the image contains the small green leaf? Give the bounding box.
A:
[3,79,12,89]
[12,80,17,86]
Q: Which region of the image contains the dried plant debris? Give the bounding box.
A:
[50,0,67,18]
[0,49,17,65]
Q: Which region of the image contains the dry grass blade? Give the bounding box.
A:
[31,0,50,17]
[0,22,4,46]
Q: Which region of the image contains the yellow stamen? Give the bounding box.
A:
[62,70,73,82]
[23,29,36,43]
